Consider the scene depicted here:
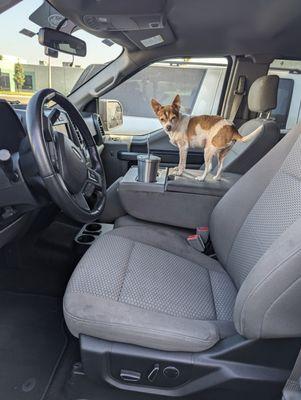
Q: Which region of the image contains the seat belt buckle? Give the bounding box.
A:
[196,226,209,244]
[187,227,209,253]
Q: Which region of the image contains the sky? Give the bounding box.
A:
[0,0,122,67]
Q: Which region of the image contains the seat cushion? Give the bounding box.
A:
[64,226,237,352]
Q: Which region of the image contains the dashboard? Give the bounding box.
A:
[0,99,105,249]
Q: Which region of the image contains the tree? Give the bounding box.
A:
[14,62,25,92]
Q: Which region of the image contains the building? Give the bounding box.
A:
[0,54,85,95]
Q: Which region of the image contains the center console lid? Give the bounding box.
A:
[118,167,241,229]
[166,170,241,196]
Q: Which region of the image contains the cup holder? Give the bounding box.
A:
[76,234,96,245]
[74,223,114,255]
[84,223,102,233]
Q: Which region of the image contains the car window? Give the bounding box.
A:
[269,59,301,131]
[102,58,228,136]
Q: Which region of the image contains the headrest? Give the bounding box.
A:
[248,75,279,113]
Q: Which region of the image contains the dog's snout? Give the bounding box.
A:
[166,125,172,132]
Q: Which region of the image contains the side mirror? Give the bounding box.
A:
[98,99,123,131]
[38,28,87,57]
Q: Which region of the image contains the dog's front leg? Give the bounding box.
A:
[174,145,188,176]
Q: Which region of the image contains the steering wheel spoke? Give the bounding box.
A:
[73,191,91,211]
[47,140,60,172]
[87,168,103,191]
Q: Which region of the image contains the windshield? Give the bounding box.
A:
[0,0,122,104]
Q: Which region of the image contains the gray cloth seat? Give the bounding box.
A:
[64,226,236,352]
[64,123,301,353]
[202,75,281,175]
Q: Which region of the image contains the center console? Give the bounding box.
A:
[118,166,241,229]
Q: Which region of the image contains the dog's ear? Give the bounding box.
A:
[151,99,162,115]
[172,94,181,111]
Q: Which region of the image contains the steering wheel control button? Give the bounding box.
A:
[120,369,141,383]
[88,169,98,183]
[163,366,180,379]
[147,363,160,383]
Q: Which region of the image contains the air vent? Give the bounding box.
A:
[93,113,105,145]
[71,121,84,146]
[96,115,105,135]
[75,127,84,145]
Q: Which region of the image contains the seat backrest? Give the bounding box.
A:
[221,75,280,175]
[210,124,301,339]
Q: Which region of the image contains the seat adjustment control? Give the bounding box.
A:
[163,366,180,379]
[147,363,160,383]
[120,369,141,383]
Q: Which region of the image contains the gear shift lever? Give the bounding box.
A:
[0,149,18,182]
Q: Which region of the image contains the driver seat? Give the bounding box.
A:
[64,123,301,353]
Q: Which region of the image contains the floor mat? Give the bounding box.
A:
[0,220,79,297]
[0,292,67,400]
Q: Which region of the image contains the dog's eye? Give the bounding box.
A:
[171,117,176,122]
[160,118,164,122]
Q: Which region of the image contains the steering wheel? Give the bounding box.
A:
[26,88,106,222]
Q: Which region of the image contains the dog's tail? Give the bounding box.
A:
[233,125,263,143]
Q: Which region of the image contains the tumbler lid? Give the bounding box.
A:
[137,154,161,162]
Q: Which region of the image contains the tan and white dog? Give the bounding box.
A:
[151,94,262,181]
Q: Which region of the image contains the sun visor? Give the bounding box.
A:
[48,0,174,50]
[29,2,77,34]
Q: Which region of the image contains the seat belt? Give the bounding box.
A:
[282,348,301,400]
[229,75,246,122]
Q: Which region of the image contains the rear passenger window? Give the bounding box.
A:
[269,59,301,131]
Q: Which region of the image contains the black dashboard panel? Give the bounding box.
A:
[0,100,26,153]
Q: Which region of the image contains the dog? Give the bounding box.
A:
[151,94,262,181]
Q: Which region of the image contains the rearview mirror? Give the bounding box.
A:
[99,100,123,131]
[38,28,87,57]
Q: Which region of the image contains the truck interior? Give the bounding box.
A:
[1,0,301,399]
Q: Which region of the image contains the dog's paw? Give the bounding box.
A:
[170,166,185,176]
[169,166,179,175]
[195,175,206,182]
[212,175,221,181]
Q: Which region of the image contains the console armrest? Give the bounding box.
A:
[166,170,241,196]
[118,167,241,229]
